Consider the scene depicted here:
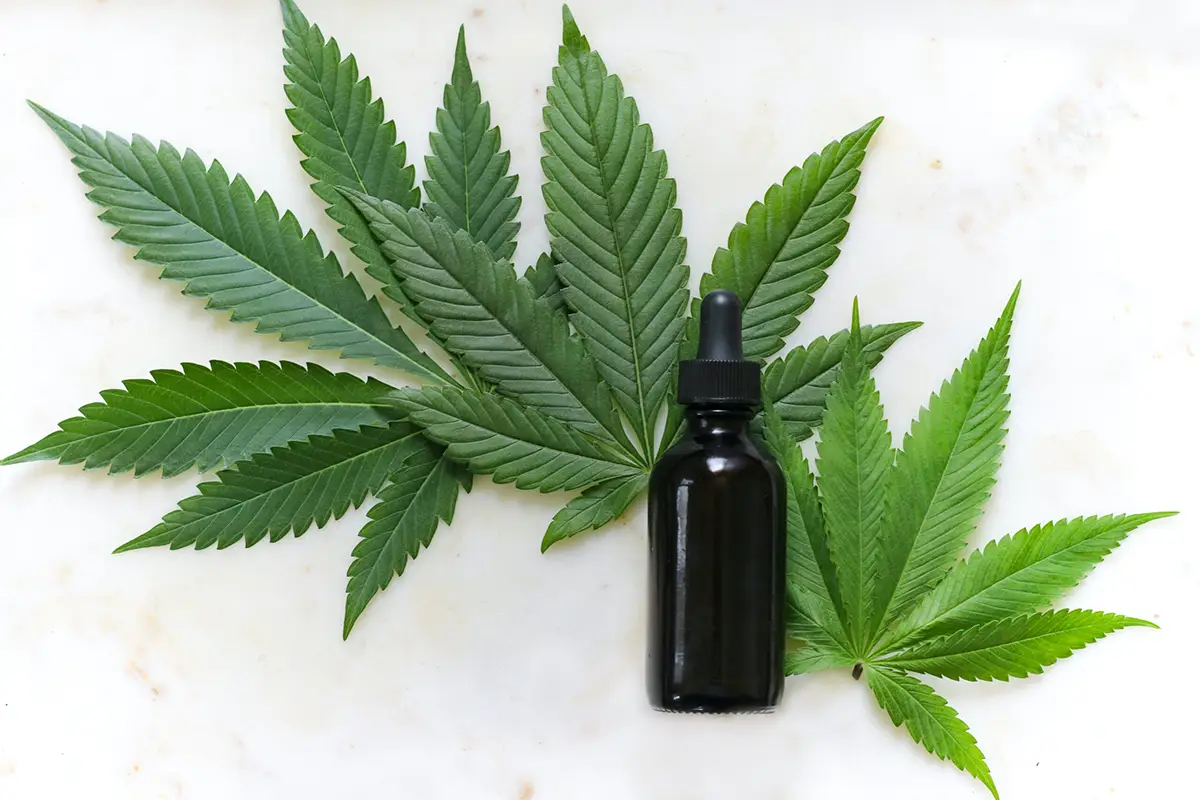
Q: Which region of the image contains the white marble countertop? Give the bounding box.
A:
[1,1,1197,798]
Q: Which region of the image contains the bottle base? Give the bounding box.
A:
[652,705,777,715]
[650,694,780,715]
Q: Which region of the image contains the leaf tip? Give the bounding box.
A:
[843,116,885,151]
[279,0,307,28]
[114,525,174,554]
[541,519,571,552]
[561,4,589,54]
[342,604,362,640]
[0,448,30,467]
[27,99,63,129]
[991,282,1022,334]
[452,24,472,84]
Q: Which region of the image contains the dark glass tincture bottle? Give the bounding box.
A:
[647,290,786,713]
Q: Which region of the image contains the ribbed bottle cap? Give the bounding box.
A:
[676,290,761,406]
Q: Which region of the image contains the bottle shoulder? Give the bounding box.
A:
[652,432,782,485]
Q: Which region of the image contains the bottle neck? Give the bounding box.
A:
[684,405,754,437]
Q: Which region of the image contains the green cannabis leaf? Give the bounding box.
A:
[865,666,996,796]
[425,25,522,261]
[345,436,469,638]
[356,5,914,549]
[542,7,690,459]
[8,1,916,639]
[763,287,1174,798]
[281,0,420,306]
[394,387,643,492]
[116,421,426,552]
[347,195,637,457]
[0,361,400,478]
[687,118,883,364]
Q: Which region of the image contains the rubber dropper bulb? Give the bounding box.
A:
[696,290,743,361]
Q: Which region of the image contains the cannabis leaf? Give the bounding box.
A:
[2,361,399,478]
[11,2,917,639]
[817,301,893,653]
[424,26,521,261]
[541,7,690,458]
[32,105,449,386]
[541,474,648,552]
[282,4,531,632]
[763,322,921,442]
[880,609,1154,681]
[281,0,421,307]
[353,6,913,550]
[764,287,1173,798]
[764,405,839,618]
[687,118,882,364]
[866,666,997,797]
[886,512,1175,648]
[16,1,495,638]
[347,194,636,456]
[345,437,469,638]
[117,421,425,552]
[394,387,642,492]
[870,287,1016,642]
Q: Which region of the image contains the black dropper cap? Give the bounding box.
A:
[677,290,761,406]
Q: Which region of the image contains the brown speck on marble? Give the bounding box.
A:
[472,7,485,16]
[929,158,942,170]
[127,661,162,698]
[957,214,973,234]
[518,781,535,799]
